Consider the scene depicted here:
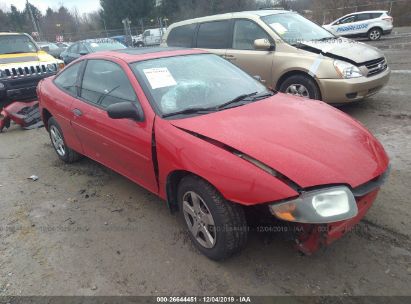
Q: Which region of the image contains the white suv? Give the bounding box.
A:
[323,11,393,40]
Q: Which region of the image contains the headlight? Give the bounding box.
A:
[269,186,358,223]
[333,60,363,79]
[47,63,57,73]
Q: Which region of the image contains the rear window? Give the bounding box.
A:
[371,13,383,19]
[196,21,231,49]
[167,24,197,47]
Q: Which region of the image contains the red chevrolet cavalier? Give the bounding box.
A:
[37,48,390,260]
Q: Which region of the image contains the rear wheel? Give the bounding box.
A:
[48,117,81,163]
[368,27,382,41]
[279,74,321,100]
[178,175,248,260]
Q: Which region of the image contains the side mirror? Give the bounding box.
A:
[107,102,144,122]
[79,51,89,56]
[254,39,274,51]
[41,46,50,52]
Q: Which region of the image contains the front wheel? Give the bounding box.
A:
[178,176,248,260]
[279,75,321,100]
[368,27,382,41]
[48,117,81,163]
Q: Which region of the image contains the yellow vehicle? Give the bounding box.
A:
[163,10,390,104]
[0,33,64,108]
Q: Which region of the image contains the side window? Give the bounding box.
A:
[232,20,271,50]
[78,43,88,54]
[54,61,82,95]
[339,15,356,24]
[196,21,231,49]
[357,13,371,21]
[68,43,78,53]
[80,60,137,108]
[167,24,197,47]
[371,13,383,19]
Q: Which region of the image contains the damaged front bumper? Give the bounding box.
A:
[294,188,379,255]
[0,100,43,132]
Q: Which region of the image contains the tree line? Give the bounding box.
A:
[0,0,409,43]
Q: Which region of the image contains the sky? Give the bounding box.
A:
[0,0,101,14]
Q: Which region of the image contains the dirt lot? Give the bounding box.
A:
[1,28,411,296]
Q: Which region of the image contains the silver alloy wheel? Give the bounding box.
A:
[50,125,66,157]
[285,84,310,98]
[182,191,216,249]
[369,29,381,40]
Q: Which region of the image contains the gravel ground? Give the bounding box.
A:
[0,29,411,296]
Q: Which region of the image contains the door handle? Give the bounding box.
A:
[224,55,236,61]
[72,108,82,117]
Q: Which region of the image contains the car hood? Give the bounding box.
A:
[170,94,389,189]
[0,51,56,67]
[300,38,383,64]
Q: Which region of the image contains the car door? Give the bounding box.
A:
[225,19,274,85]
[334,15,358,36]
[195,20,231,58]
[51,61,85,153]
[353,13,372,35]
[143,30,152,45]
[70,58,158,193]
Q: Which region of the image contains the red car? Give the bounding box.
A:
[37,48,390,260]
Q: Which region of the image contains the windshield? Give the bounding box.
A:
[132,54,269,117]
[262,13,334,45]
[87,39,126,51]
[0,35,38,54]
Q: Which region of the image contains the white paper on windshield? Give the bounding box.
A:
[269,23,288,35]
[143,67,177,90]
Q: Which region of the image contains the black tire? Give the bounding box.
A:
[48,117,81,163]
[136,42,144,47]
[368,27,382,41]
[177,175,248,261]
[279,74,321,100]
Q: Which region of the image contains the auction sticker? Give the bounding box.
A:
[143,67,177,89]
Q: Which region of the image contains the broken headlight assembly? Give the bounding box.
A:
[334,60,363,79]
[269,186,358,224]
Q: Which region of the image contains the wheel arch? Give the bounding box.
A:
[276,70,323,100]
[42,108,53,130]
[166,170,216,213]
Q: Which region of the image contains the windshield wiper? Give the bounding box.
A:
[252,90,276,100]
[162,107,216,118]
[217,92,258,110]
[1,51,34,54]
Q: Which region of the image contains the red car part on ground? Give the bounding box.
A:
[36,48,390,260]
[0,100,43,132]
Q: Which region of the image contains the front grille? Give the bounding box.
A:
[1,63,56,79]
[364,57,387,77]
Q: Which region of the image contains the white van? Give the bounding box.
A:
[133,28,167,47]
[323,11,393,41]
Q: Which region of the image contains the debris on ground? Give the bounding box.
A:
[27,175,39,181]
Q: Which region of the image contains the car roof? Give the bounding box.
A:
[339,10,387,18]
[169,9,291,27]
[79,38,117,43]
[83,47,208,63]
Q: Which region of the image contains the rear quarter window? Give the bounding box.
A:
[371,13,383,19]
[167,24,197,47]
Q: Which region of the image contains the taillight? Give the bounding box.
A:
[383,17,393,23]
